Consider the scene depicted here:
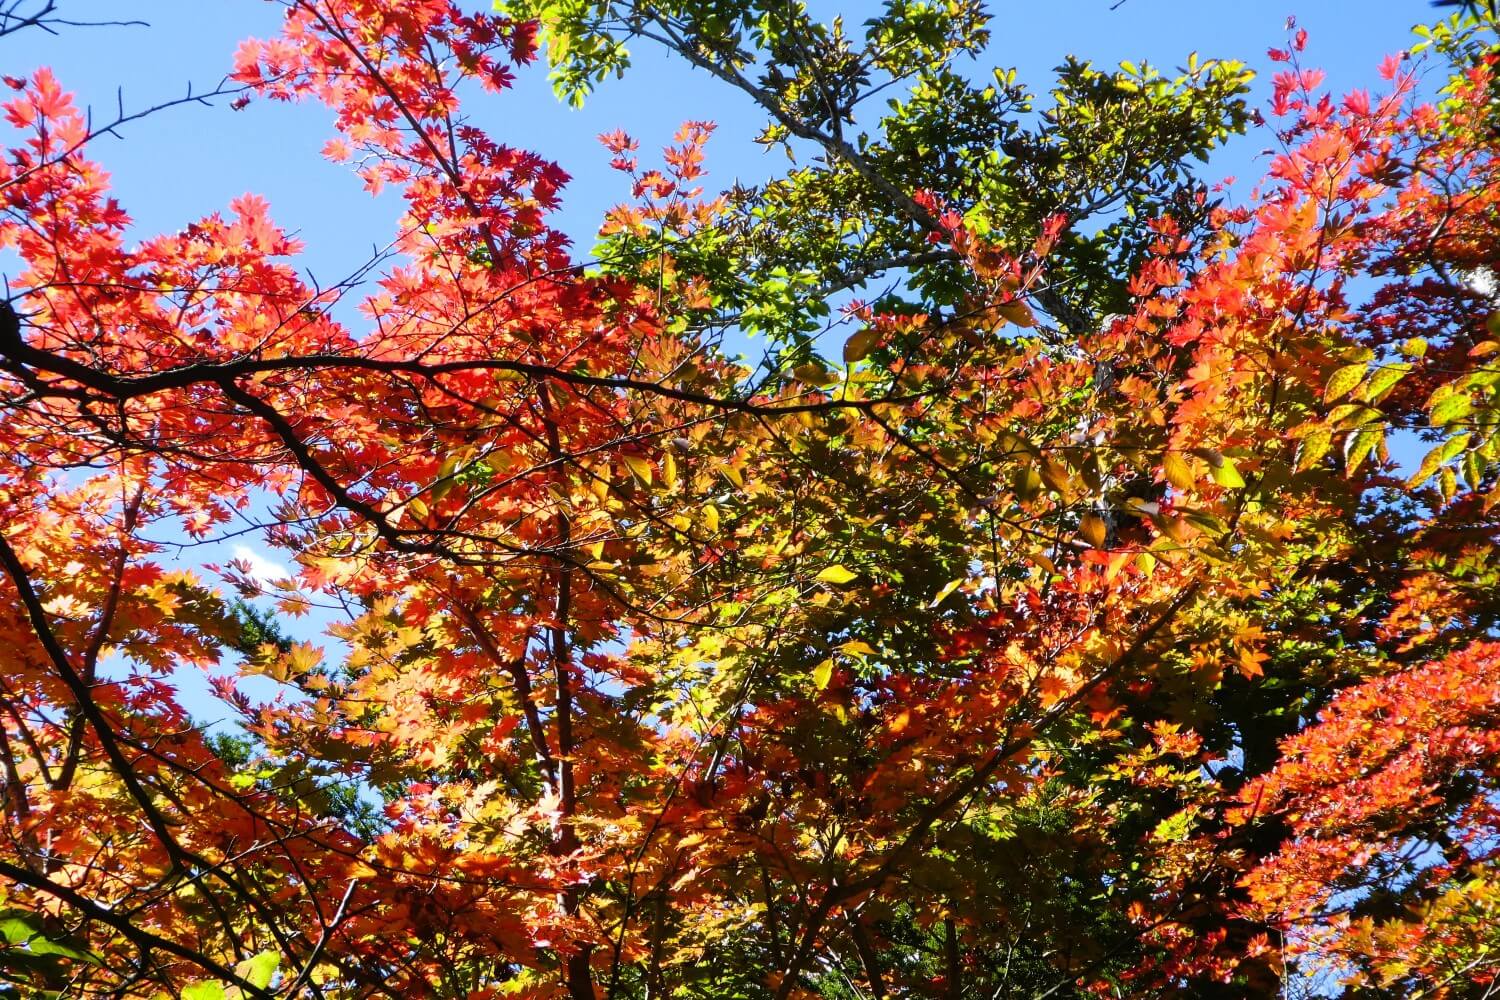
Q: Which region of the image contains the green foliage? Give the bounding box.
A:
[509,0,1251,365]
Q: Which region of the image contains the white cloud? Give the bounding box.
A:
[232,545,289,585]
[1465,267,1498,303]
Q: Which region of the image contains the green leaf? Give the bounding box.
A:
[1345,425,1384,474]
[1364,361,1412,400]
[1014,466,1042,500]
[1439,465,1458,501]
[1464,448,1485,490]
[1439,432,1472,463]
[0,910,44,946]
[1152,810,1194,843]
[1429,392,1473,426]
[181,982,227,1000]
[28,935,102,966]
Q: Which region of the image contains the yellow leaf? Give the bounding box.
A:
[1324,362,1367,402]
[282,641,322,679]
[701,503,720,534]
[145,584,180,617]
[1210,459,1245,488]
[996,301,1035,328]
[622,454,654,486]
[1297,424,1333,472]
[816,565,858,585]
[1040,459,1075,499]
[793,363,835,386]
[347,860,378,880]
[811,658,834,690]
[1439,464,1458,501]
[1015,466,1042,501]
[929,578,964,607]
[1162,452,1195,491]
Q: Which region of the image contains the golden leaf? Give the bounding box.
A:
[1079,513,1108,548]
[843,328,879,363]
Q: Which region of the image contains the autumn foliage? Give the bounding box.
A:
[2,1,1500,997]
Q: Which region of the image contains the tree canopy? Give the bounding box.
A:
[1,2,1499,997]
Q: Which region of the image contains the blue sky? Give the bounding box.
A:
[3,0,1444,722]
[10,1,1439,270]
